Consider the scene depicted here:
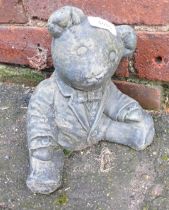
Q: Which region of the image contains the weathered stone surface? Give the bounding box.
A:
[0,82,169,209]
[0,0,27,23]
[135,32,169,82]
[23,0,169,25]
[27,7,154,195]
[114,80,162,110]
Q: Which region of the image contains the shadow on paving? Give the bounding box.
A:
[0,82,169,210]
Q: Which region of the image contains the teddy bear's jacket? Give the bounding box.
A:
[27,71,140,151]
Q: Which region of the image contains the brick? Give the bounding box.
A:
[23,0,169,25]
[115,58,129,78]
[114,80,161,110]
[0,26,52,69]
[135,32,169,82]
[0,0,27,23]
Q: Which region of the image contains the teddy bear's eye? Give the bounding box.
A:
[77,46,88,56]
[109,51,116,62]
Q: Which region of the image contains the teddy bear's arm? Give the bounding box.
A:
[27,78,57,150]
[104,82,142,122]
[104,82,154,150]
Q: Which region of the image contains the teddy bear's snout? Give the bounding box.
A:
[85,71,106,82]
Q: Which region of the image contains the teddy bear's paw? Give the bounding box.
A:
[129,125,154,151]
[26,175,62,195]
[26,156,63,194]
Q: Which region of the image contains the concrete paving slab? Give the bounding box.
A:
[0,83,169,210]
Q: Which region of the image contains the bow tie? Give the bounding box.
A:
[74,89,103,103]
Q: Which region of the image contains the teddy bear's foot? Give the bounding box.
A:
[26,156,63,194]
[27,147,64,194]
[26,175,62,195]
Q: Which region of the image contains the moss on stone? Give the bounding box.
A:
[161,154,169,161]
[113,74,161,87]
[0,64,45,86]
[142,207,148,210]
[63,149,73,157]
[53,193,69,206]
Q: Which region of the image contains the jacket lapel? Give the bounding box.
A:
[87,80,110,143]
[54,72,90,131]
[68,96,90,131]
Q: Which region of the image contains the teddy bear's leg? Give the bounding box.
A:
[104,111,154,150]
[26,143,64,194]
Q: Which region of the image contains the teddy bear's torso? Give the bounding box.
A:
[27,72,140,151]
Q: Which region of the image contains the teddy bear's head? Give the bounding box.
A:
[48,6,136,91]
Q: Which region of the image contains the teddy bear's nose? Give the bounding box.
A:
[77,46,88,56]
[96,72,105,79]
[86,71,105,80]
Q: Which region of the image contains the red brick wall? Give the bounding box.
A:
[1,0,169,110]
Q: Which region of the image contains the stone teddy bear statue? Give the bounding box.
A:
[26,6,155,194]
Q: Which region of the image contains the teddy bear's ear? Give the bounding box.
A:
[48,6,86,38]
[116,25,137,58]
